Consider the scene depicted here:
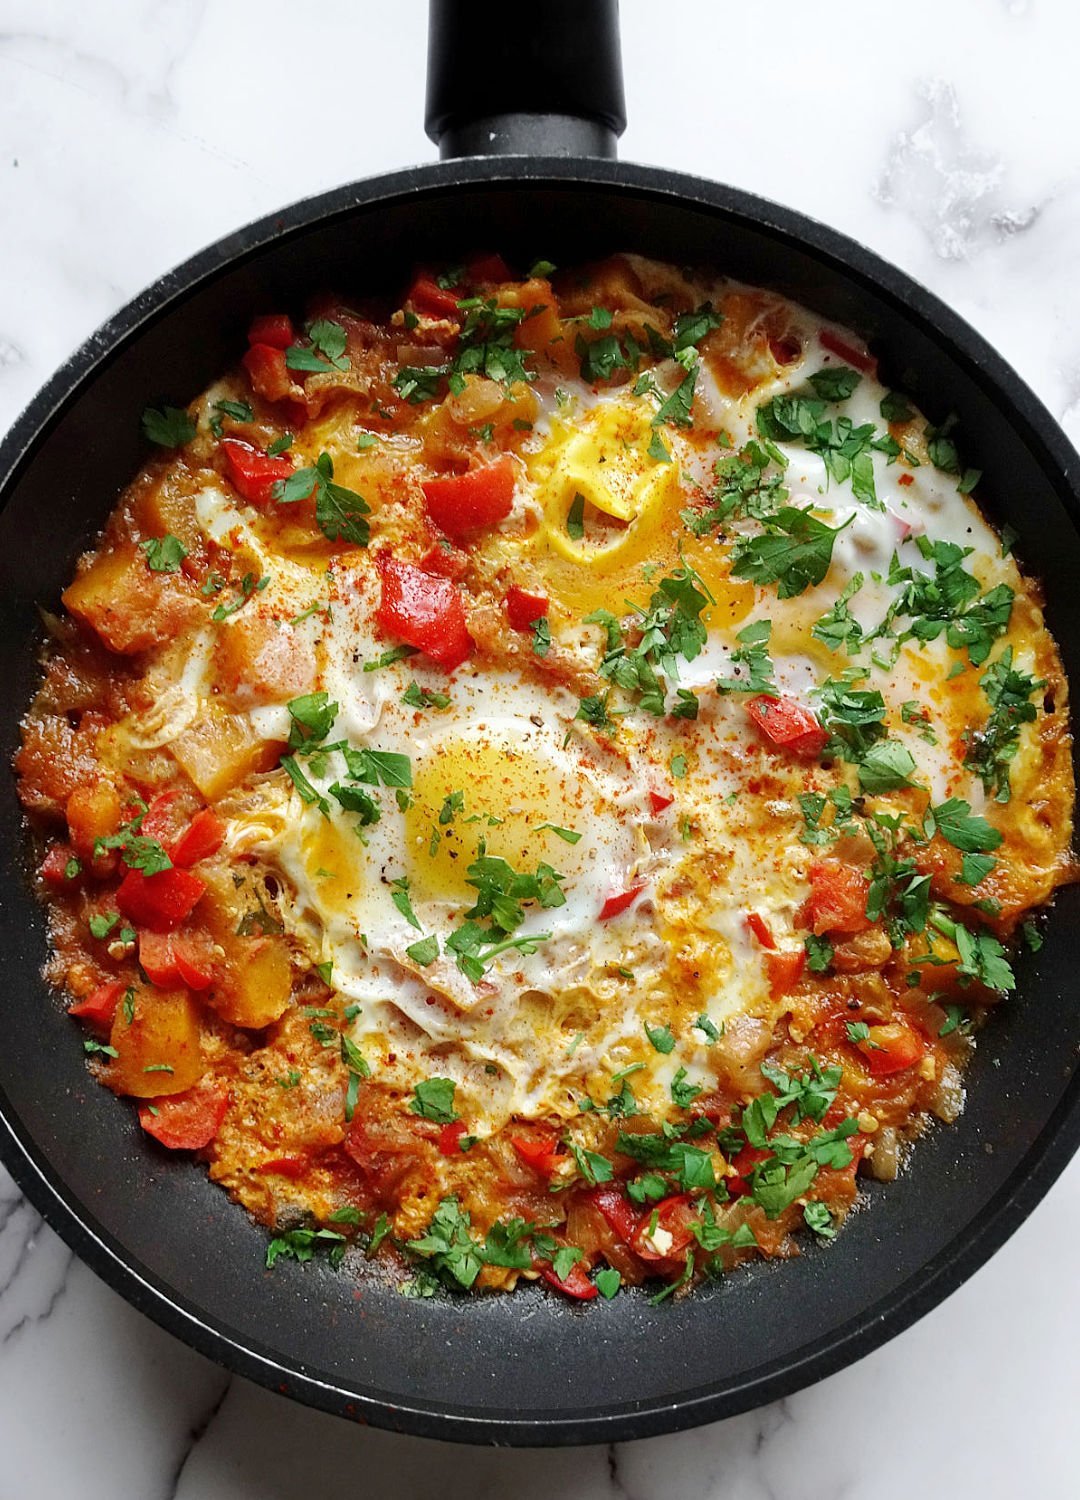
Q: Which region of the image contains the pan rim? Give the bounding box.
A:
[2,155,1078,1446]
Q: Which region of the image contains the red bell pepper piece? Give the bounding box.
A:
[505,585,548,633]
[116,868,206,933]
[589,1186,640,1245]
[170,810,225,868]
[68,978,125,1027]
[510,1127,561,1175]
[647,790,674,816]
[745,695,828,759]
[421,457,516,538]
[139,790,184,845]
[763,948,806,997]
[407,275,462,319]
[726,1144,771,1199]
[806,860,872,936]
[630,1194,696,1263]
[438,1120,468,1155]
[221,438,293,507]
[599,884,645,921]
[819,328,877,375]
[420,541,469,580]
[247,313,296,350]
[744,912,776,950]
[138,1082,230,1150]
[375,554,473,671]
[241,344,298,405]
[257,1154,310,1178]
[540,1258,598,1301]
[138,929,215,990]
[40,843,81,888]
[856,1021,925,1077]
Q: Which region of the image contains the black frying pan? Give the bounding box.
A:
[1,0,1078,1447]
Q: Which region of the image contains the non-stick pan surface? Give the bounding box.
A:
[1,7,1078,1449]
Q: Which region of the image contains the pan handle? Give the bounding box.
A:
[425,0,626,160]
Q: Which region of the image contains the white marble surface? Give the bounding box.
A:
[1,0,1078,1492]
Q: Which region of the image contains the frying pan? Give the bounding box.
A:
[1,0,1078,1448]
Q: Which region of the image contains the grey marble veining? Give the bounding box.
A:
[1,1,1078,1492]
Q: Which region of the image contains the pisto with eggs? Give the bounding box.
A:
[16,253,1074,1302]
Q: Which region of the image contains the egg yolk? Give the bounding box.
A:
[520,400,753,625]
[299,816,366,919]
[403,729,605,905]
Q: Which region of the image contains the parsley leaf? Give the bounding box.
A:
[731,506,852,599]
[141,405,195,447]
[139,534,187,573]
[410,1077,458,1123]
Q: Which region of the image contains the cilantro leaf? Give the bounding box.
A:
[731,506,851,599]
[141,405,195,447]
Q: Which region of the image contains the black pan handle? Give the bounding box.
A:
[425,0,626,160]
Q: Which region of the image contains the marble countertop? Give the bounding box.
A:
[2,0,1078,1492]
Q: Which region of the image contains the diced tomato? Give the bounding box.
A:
[898,472,915,487]
[505,585,548,632]
[806,860,872,937]
[510,1127,561,1175]
[247,313,296,350]
[241,344,298,405]
[819,328,877,375]
[763,948,806,997]
[221,437,293,507]
[744,912,776,950]
[138,1082,229,1151]
[68,978,125,1027]
[438,1120,468,1155]
[140,790,184,845]
[630,1194,696,1263]
[170,810,225,868]
[40,842,81,888]
[589,1186,640,1245]
[421,457,516,538]
[116,868,206,933]
[407,275,462,319]
[745,695,828,759]
[467,253,512,284]
[599,884,645,921]
[726,1144,771,1200]
[768,333,802,365]
[539,1258,598,1301]
[375,554,473,671]
[648,789,674,816]
[257,1154,310,1178]
[420,541,469,580]
[857,1021,925,1077]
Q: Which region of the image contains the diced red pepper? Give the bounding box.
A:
[505,585,548,633]
[438,1120,468,1156]
[589,1186,640,1245]
[140,790,184,845]
[170,810,225,868]
[857,1021,925,1077]
[806,860,872,937]
[257,1154,310,1178]
[745,695,828,759]
[221,437,293,507]
[819,328,877,375]
[241,344,298,405]
[510,1127,562,1176]
[898,472,915,487]
[599,884,645,921]
[763,948,806,997]
[630,1194,695,1263]
[744,912,776,950]
[138,1082,230,1151]
[407,275,462,319]
[467,253,512,284]
[68,978,125,1027]
[420,541,469,580]
[40,843,81,888]
[116,868,206,933]
[726,1144,771,1199]
[647,790,674,816]
[138,929,215,990]
[375,554,473,671]
[539,1258,598,1301]
[421,457,516,538]
[247,313,296,350]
